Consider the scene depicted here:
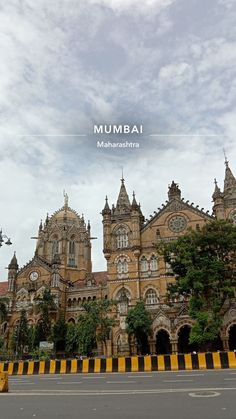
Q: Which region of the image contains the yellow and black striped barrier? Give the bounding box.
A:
[0,352,235,375]
[0,372,8,392]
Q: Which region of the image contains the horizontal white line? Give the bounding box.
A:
[127,373,153,378]
[106,381,136,384]
[149,134,223,137]
[163,380,194,383]
[224,378,236,381]
[39,377,62,380]
[56,382,82,384]
[176,374,204,377]
[16,134,87,137]
[2,387,236,397]
[11,382,34,385]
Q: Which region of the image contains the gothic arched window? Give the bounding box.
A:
[140,256,148,272]
[69,240,75,254]
[117,257,128,274]
[150,255,158,271]
[116,227,128,249]
[68,239,76,267]
[145,288,158,305]
[52,239,59,256]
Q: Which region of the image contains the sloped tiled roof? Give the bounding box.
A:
[0,282,8,296]
[93,271,108,284]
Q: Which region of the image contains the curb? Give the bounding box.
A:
[0,352,236,375]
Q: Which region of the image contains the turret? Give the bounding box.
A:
[212,179,224,219]
[102,196,112,257]
[8,252,18,292]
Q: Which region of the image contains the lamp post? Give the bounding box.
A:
[0,229,12,247]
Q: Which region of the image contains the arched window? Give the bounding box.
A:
[116,287,131,301]
[69,240,75,254]
[68,238,76,267]
[140,256,148,272]
[145,288,158,305]
[150,255,158,271]
[117,257,128,274]
[52,239,59,256]
[116,227,128,249]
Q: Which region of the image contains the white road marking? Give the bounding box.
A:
[189,391,220,398]
[127,373,153,378]
[106,381,136,384]
[56,382,82,384]
[82,376,107,379]
[1,387,236,396]
[224,378,236,381]
[39,377,62,380]
[176,374,204,377]
[163,380,194,383]
[11,382,34,385]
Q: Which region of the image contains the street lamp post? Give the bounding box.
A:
[0,229,12,247]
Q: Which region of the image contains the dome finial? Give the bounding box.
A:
[63,190,69,208]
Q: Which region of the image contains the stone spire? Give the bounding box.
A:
[212,178,222,200]
[131,191,139,209]
[116,177,131,211]
[168,181,181,201]
[8,252,18,270]
[38,219,43,232]
[102,196,111,215]
[224,158,236,194]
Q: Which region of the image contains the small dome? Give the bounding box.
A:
[52,206,79,222]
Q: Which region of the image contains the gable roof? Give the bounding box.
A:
[142,197,214,232]
[18,254,52,276]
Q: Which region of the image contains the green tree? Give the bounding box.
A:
[65,323,79,354]
[65,300,116,356]
[51,316,67,351]
[159,220,236,349]
[35,289,56,342]
[126,300,152,355]
[12,310,29,357]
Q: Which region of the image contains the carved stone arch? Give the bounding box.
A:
[174,320,195,340]
[153,314,172,339]
[113,284,132,301]
[114,253,131,264]
[225,320,236,337]
[67,317,76,324]
[142,284,159,297]
[112,223,131,234]
[154,326,171,338]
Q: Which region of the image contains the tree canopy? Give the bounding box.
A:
[126,300,152,354]
[159,220,236,348]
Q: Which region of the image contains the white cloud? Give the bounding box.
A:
[0,0,236,280]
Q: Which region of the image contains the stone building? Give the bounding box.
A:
[1,160,236,355]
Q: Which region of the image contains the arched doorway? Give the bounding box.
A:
[156,329,171,354]
[229,325,236,350]
[177,325,198,353]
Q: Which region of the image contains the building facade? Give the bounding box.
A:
[1,161,236,355]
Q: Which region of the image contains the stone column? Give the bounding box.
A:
[170,339,178,354]
[149,339,156,355]
[222,336,229,351]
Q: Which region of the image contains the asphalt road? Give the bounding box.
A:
[1,370,236,419]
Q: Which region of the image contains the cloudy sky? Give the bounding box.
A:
[0,0,236,280]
